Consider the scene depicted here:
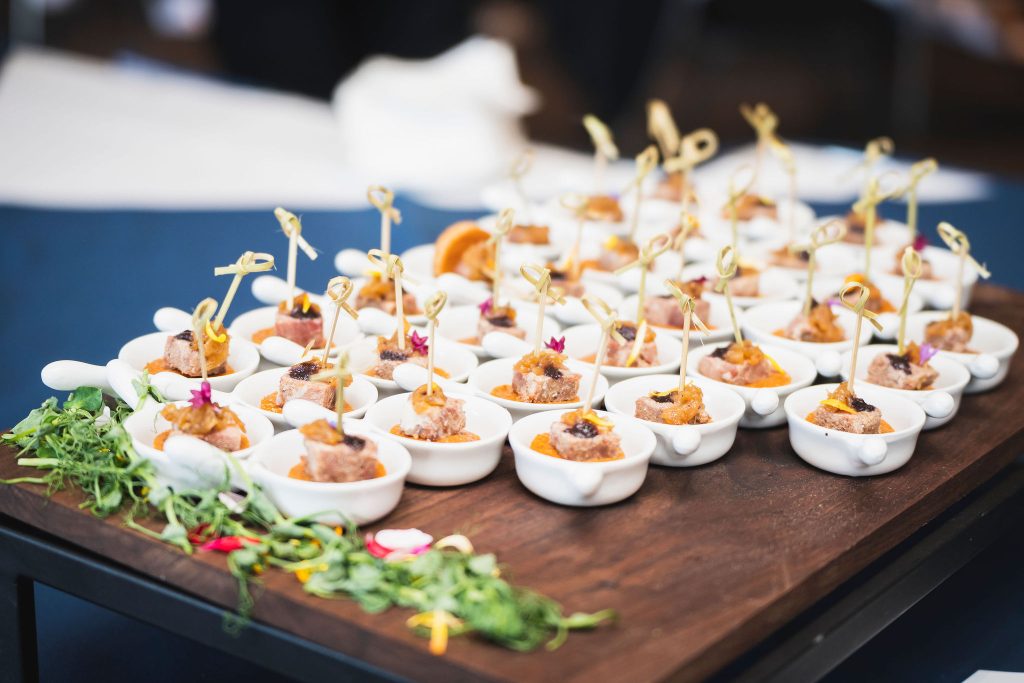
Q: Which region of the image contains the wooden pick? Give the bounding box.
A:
[274,208,318,310]
[723,164,756,251]
[896,247,923,354]
[509,150,535,222]
[521,264,567,354]
[321,276,359,365]
[581,295,626,410]
[838,282,884,393]
[212,251,275,329]
[790,219,846,317]
[852,172,901,274]
[615,232,672,324]
[559,193,588,279]
[664,128,718,213]
[674,192,701,280]
[900,158,938,239]
[713,245,743,344]
[367,250,408,350]
[488,208,515,306]
[768,139,798,240]
[665,280,712,392]
[367,186,402,278]
[857,136,894,199]
[422,291,448,397]
[583,114,619,194]
[190,298,218,384]
[739,103,779,188]
[624,145,660,241]
[647,99,680,161]
[937,221,990,319]
[311,352,352,437]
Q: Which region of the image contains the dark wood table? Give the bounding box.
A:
[2,284,1024,683]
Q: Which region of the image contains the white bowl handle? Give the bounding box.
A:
[106,359,144,406]
[481,331,533,359]
[750,389,779,416]
[260,336,308,367]
[251,274,295,306]
[815,351,843,378]
[162,433,226,460]
[41,360,112,392]
[922,391,955,419]
[927,285,956,311]
[671,427,702,456]
[846,435,887,466]
[391,363,460,394]
[968,353,999,380]
[567,467,603,499]
[435,273,489,305]
[334,248,368,277]
[357,308,398,337]
[876,313,899,341]
[282,399,337,428]
[153,307,191,333]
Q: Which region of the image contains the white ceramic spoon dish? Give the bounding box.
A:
[118,332,259,392]
[124,399,274,492]
[364,392,512,486]
[247,425,411,525]
[898,312,1018,394]
[435,303,561,359]
[686,341,817,428]
[678,263,801,309]
[467,357,609,421]
[837,344,969,430]
[508,409,657,506]
[619,293,734,342]
[232,367,379,428]
[559,323,683,384]
[229,306,362,366]
[604,375,745,467]
[785,383,926,476]
[347,335,479,397]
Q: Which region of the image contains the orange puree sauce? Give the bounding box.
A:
[389,425,479,443]
[459,336,480,345]
[529,433,623,461]
[490,384,579,404]
[287,461,386,481]
[251,327,276,344]
[746,370,791,388]
[259,392,351,414]
[144,359,234,376]
[367,365,449,379]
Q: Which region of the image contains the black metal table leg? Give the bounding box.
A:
[0,564,39,683]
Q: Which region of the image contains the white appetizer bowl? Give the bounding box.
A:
[118,332,259,392]
[619,293,735,343]
[363,392,512,486]
[902,312,1019,394]
[838,344,970,430]
[604,375,745,467]
[547,281,624,327]
[870,245,979,311]
[125,399,274,492]
[467,357,609,421]
[812,275,924,339]
[508,409,657,506]
[559,323,683,384]
[247,424,411,525]
[687,341,817,428]
[679,263,801,309]
[741,300,875,376]
[435,303,561,358]
[229,305,362,365]
[348,335,479,396]
[747,238,857,281]
[232,367,379,428]
[784,383,926,476]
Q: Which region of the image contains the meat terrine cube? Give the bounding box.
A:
[548,418,621,461]
[399,390,466,441]
[478,313,527,340]
[643,295,710,329]
[275,297,325,348]
[866,352,938,391]
[634,386,711,425]
[302,433,380,483]
[809,403,882,434]
[278,360,336,408]
[511,352,581,403]
[163,330,227,377]
[605,323,659,367]
[697,345,773,386]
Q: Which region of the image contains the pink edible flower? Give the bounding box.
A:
[826,297,842,308]
[919,342,938,365]
[545,336,566,353]
[691,276,708,286]
[410,330,429,356]
[189,381,213,408]
[200,535,258,553]
[366,529,434,561]
[913,234,928,252]
[478,298,493,316]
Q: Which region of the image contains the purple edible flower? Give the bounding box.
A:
[410,330,429,355]
[478,298,493,316]
[545,336,566,353]
[918,342,938,365]
[189,381,213,408]
[913,234,928,252]
[826,297,842,308]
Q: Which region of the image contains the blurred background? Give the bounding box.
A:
[2,0,1024,173]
